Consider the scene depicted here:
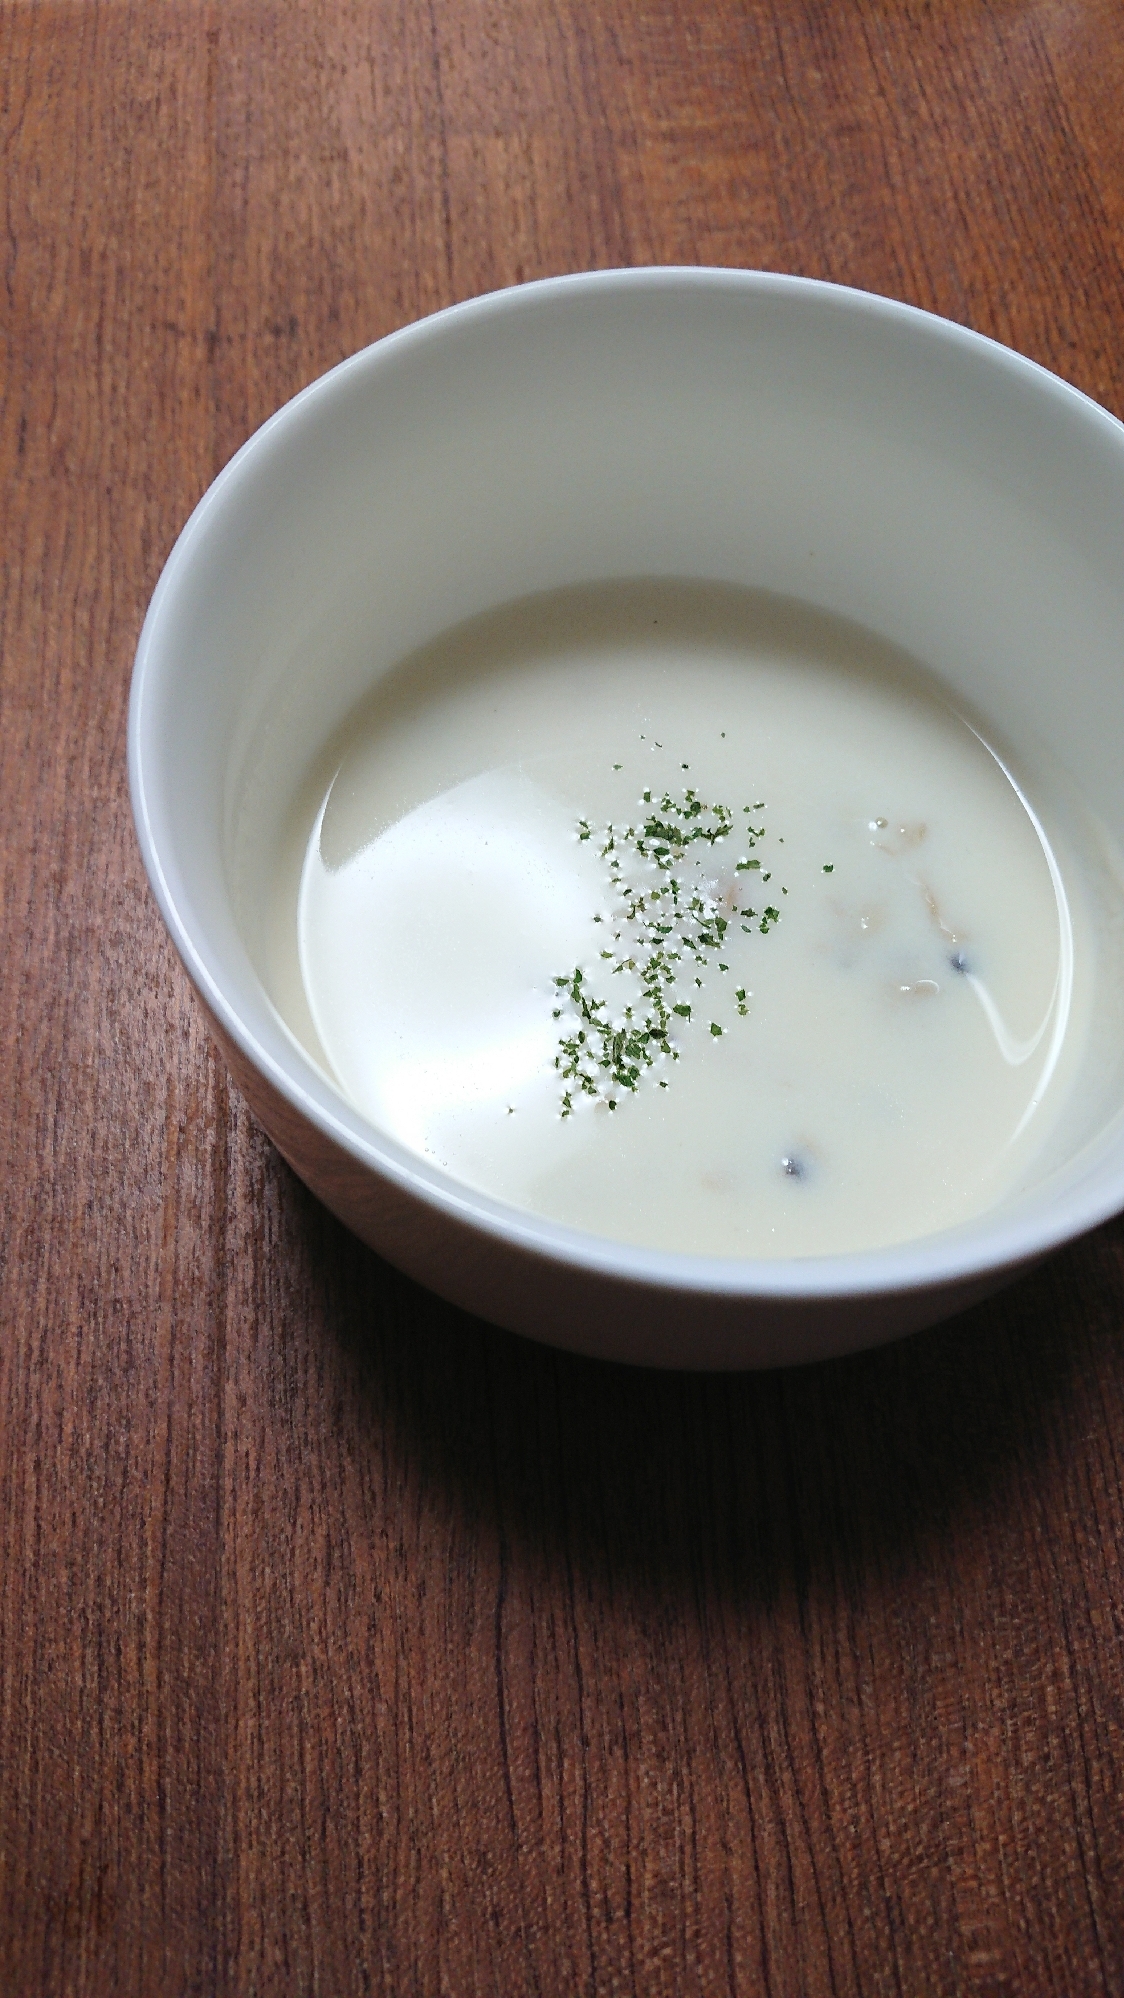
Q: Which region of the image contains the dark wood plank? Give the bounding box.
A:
[2,1,1123,1992]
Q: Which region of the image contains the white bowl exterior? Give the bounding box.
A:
[129,268,1124,1366]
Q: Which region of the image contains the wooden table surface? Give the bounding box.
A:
[3,2,1124,1992]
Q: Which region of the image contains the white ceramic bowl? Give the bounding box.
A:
[129,268,1124,1368]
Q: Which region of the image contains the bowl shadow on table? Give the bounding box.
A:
[290,1172,1123,1612]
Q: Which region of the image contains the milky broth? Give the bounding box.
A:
[264,583,1096,1258]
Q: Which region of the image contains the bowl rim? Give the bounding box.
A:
[129,263,1124,1303]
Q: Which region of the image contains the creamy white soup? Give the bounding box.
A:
[265,583,1097,1257]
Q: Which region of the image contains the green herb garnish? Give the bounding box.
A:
[552,782,785,1114]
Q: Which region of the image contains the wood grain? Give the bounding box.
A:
[2,1,1123,1991]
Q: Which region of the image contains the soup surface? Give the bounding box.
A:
[267,583,1093,1257]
